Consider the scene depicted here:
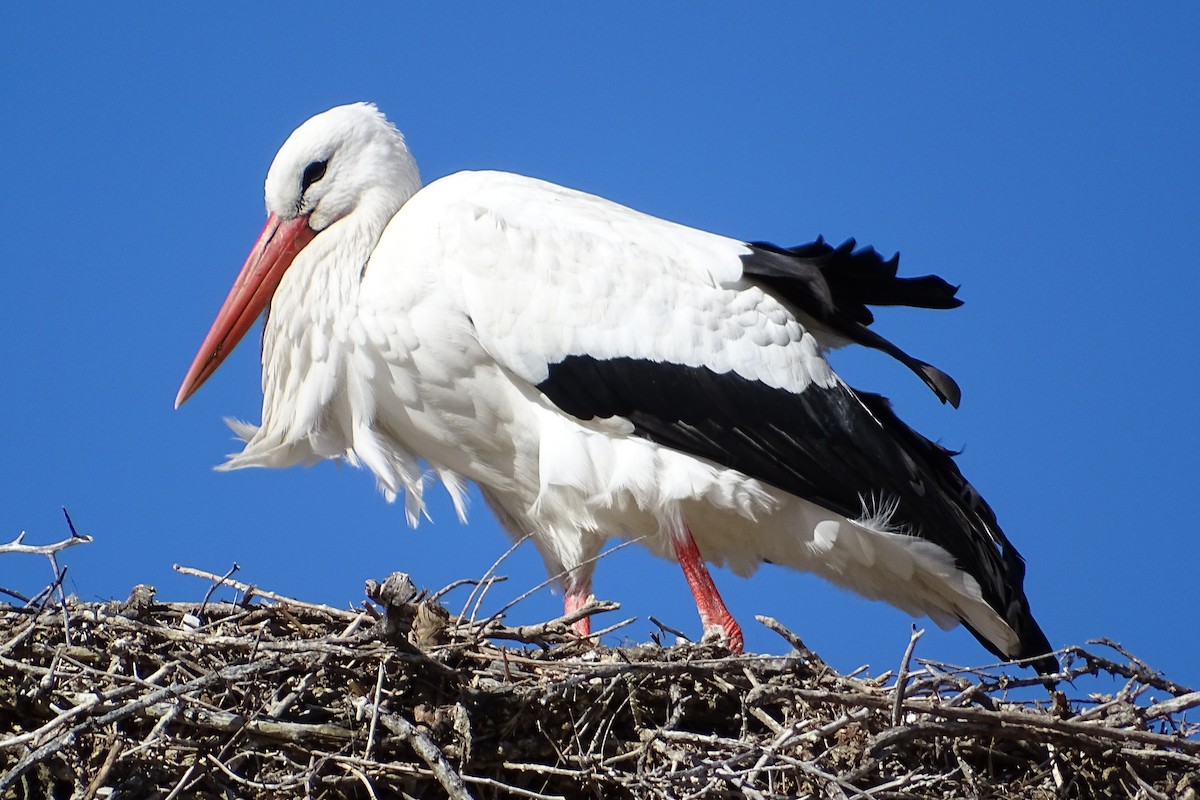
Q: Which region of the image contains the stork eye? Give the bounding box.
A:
[301,159,328,192]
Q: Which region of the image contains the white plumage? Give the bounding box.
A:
[177,102,1054,671]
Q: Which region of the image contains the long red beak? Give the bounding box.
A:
[175,213,316,408]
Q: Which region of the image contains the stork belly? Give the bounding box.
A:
[529,413,1004,643]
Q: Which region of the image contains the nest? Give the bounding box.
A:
[1,560,1197,800]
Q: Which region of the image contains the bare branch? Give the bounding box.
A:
[892,625,925,726]
[198,561,240,614]
[375,709,473,800]
[173,563,360,619]
[365,656,386,759]
[0,529,93,556]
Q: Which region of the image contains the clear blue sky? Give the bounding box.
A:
[3,7,1197,687]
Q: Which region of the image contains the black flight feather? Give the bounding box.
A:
[537,356,1055,673]
[743,237,963,407]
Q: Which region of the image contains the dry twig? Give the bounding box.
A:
[0,567,1195,799]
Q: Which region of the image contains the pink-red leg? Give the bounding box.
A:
[564,584,593,637]
[673,525,744,652]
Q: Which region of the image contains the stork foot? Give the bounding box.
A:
[700,616,744,652]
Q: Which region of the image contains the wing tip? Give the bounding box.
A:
[920,363,963,408]
[960,610,1058,676]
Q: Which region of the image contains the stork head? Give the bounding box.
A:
[265,102,421,232]
[175,103,420,408]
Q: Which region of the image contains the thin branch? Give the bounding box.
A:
[173,563,360,619]
[483,598,622,645]
[892,626,925,727]
[0,529,93,556]
[648,615,692,644]
[198,561,240,615]
[365,656,387,760]
[205,752,310,791]
[375,709,474,800]
[460,774,566,800]
[478,537,643,635]
[458,531,531,625]
[1144,690,1200,720]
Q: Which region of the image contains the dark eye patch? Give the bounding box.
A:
[301,159,328,192]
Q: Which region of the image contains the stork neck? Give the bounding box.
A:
[256,188,408,443]
[280,187,408,318]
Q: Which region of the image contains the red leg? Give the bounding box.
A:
[673,526,744,652]
[564,584,592,637]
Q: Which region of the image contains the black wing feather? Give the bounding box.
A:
[539,355,1055,673]
[743,238,963,407]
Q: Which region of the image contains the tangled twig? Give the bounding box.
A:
[0,568,1196,799]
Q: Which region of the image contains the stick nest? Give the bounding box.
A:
[2,574,1197,800]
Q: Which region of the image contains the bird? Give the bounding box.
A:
[176,102,1056,673]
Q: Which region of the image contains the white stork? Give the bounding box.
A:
[176,103,1055,672]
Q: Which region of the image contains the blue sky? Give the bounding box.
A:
[3,7,1197,688]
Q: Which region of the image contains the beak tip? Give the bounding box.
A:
[174,383,192,410]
